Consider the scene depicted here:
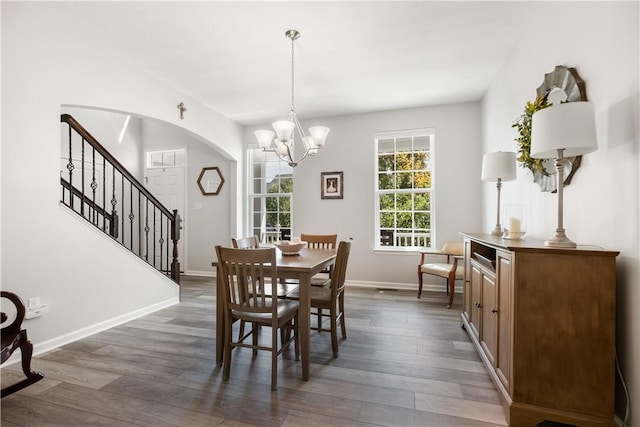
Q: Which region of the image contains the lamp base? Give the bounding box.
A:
[490,226,503,236]
[544,232,577,248]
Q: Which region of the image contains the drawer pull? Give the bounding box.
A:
[492,308,499,314]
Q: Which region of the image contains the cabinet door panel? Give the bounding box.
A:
[463,239,473,321]
[496,252,512,390]
[469,264,482,340]
[480,273,497,367]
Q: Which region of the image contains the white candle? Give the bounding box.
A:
[509,217,521,234]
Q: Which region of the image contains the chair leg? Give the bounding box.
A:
[1,331,44,398]
[330,306,338,358]
[252,324,259,355]
[223,314,233,382]
[294,316,300,361]
[317,309,322,331]
[447,272,456,309]
[339,294,347,340]
[271,325,278,391]
[418,272,423,298]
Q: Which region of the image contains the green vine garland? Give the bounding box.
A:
[512,94,551,175]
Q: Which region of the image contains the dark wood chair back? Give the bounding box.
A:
[1,291,44,397]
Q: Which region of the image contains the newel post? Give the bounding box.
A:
[171,209,181,284]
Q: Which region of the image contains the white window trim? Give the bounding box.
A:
[373,128,435,252]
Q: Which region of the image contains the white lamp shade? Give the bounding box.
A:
[481,151,517,182]
[254,130,275,149]
[302,135,316,150]
[273,120,295,142]
[531,101,598,159]
[309,126,330,147]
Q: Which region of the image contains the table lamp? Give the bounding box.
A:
[530,101,597,248]
[481,151,517,236]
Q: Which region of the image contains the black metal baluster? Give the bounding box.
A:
[103,157,107,233]
[129,181,134,251]
[144,199,150,261]
[138,189,142,257]
[67,124,74,210]
[81,136,85,217]
[120,174,125,245]
[111,166,118,238]
[159,213,164,273]
[91,146,97,225]
[153,207,157,268]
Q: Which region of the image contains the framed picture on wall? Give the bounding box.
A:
[321,171,343,199]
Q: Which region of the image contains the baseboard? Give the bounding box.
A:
[183,270,215,277]
[346,279,462,294]
[2,297,179,366]
[192,270,461,294]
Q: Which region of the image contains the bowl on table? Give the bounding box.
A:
[274,241,306,256]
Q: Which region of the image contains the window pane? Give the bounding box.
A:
[414,171,431,189]
[380,212,394,228]
[397,193,412,210]
[378,172,395,190]
[415,212,431,229]
[414,192,430,210]
[397,172,413,189]
[379,193,394,210]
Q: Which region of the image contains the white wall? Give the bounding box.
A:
[1,3,243,352]
[245,101,483,287]
[481,2,639,423]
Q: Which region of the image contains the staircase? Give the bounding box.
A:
[60,114,181,283]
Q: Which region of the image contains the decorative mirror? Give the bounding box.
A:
[514,65,588,192]
[197,167,224,196]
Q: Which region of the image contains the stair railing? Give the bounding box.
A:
[60,114,181,283]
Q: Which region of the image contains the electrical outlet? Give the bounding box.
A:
[25,302,48,320]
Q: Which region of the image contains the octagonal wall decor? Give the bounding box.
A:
[197,167,224,196]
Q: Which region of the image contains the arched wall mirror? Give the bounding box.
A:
[197,167,225,196]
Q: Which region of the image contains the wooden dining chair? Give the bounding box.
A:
[1,291,44,397]
[287,240,351,358]
[300,233,337,287]
[215,246,300,390]
[232,235,260,249]
[418,242,464,308]
[231,235,298,298]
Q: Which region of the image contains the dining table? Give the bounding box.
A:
[212,246,337,381]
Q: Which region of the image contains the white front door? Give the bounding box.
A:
[145,166,186,270]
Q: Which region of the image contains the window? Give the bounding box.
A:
[146,149,186,169]
[248,149,294,243]
[375,129,433,250]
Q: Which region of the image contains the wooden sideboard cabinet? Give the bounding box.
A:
[460,233,618,427]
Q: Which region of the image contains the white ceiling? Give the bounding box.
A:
[53,1,536,125]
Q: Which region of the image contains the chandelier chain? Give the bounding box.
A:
[290,31,295,113]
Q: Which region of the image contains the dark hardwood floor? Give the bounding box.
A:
[1,276,506,426]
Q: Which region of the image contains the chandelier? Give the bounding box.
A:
[254,30,330,167]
